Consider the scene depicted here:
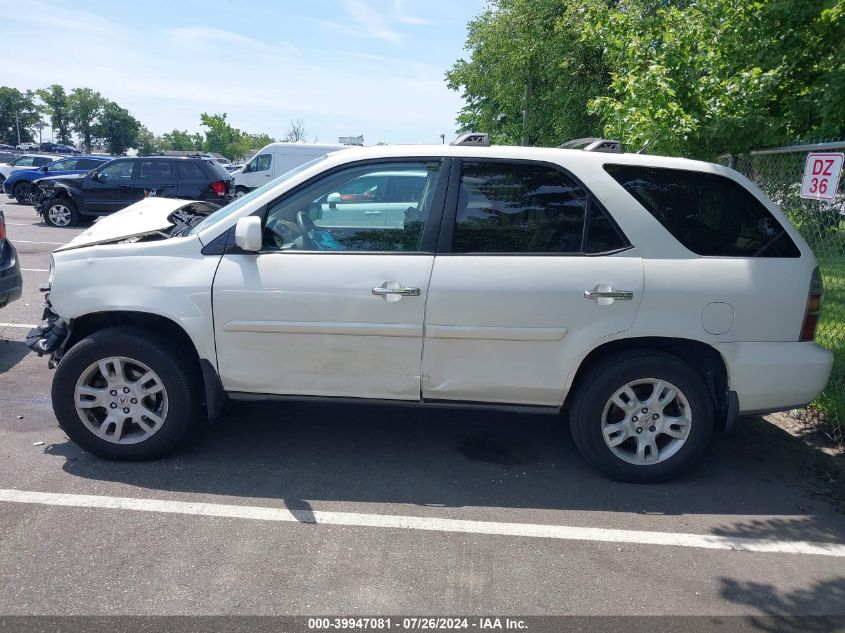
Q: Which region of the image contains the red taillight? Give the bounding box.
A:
[210,181,227,197]
[0,218,5,241]
[800,267,824,341]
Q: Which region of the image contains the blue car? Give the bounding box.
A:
[3,155,111,204]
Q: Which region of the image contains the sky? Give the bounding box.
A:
[0,0,487,145]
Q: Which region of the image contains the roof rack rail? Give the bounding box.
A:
[558,137,624,153]
[451,132,490,147]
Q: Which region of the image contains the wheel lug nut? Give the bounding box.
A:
[110,390,117,396]
[642,408,648,414]
[632,416,638,423]
[649,425,656,432]
[131,398,137,404]
[110,403,117,409]
[123,387,130,394]
[636,427,643,434]
[653,413,659,420]
[123,408,130,414]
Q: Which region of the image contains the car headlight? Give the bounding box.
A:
[48,256,55,286]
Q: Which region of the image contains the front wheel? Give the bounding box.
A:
[52,327,201,460]
[44,198,80,227]
[569,352,714,483]
[13,181,31,204]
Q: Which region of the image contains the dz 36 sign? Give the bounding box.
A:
[800,152,844,201]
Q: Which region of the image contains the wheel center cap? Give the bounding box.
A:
[117,395,128,406]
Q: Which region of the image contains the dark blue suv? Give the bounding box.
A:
[3,156,111,204]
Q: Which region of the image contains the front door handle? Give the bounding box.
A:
[373,281,421,301]
[373,286,421,297]
[584,284,634,305]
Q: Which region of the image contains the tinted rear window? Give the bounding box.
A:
[176,161,206,181]
[605,165,800,257]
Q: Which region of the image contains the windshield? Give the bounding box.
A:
[188,154,329,236]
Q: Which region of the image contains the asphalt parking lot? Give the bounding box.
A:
[0,197,844,619]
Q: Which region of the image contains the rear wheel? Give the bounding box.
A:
[569,351,714,483]
[52,327,201,460]
[44,198,79,227]
[234,186,249,199]
[13,181,31,204]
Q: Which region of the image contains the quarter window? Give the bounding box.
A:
[176,161,206,180]
[263,161,441,252]
[605,165,800,257]
[452,162,589,254]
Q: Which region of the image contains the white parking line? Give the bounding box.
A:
[21,268,48,272]
[2,488,844,558]
[12,240,66,246]
[0,323,36,329]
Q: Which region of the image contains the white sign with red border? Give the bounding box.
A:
[800,152,844,201]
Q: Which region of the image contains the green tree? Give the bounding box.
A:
[199,112,250,159]
[160,129,203,151]
[135,126,161,155]
[584,0,845,158]
[67,87,104,152]
[446,0,611,146]
[0,87,40,145]
[248,132,276,148]
[36,84,71,143]
[96,101,140,155]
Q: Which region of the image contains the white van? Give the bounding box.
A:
[233,142,348,196]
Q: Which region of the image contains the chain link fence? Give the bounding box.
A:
[727,140,845,445]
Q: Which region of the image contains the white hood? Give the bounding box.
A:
[55,198,210,252]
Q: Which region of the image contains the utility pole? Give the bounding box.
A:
[15,111,21,145]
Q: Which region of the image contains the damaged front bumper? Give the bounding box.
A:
[26,299,71,366]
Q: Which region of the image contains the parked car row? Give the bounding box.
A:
[3,156,111,204]
[13,142,80,154]
[1,153,234,227]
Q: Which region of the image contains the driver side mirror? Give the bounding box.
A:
[235,216,263,252]
[92,172,106,183]
[326,192,342,209]
[41,166,48,173]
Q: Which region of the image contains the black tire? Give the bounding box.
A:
[569,351,714,483]
[43,197,80,227]
[234,186,249,199]
[13,181,31,205]
[52,326,201,460]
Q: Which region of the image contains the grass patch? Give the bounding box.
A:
[810,249,845,441]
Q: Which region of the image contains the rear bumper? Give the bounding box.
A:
[0,241,22,309]
[717,341,834,414]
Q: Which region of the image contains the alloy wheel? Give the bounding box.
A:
[47,204,72,226]
[600,378,692,465]
[73,356,169,445]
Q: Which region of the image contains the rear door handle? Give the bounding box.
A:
[584,284,634,305]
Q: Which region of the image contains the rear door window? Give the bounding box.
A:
[605,165,800,257]
[451,161,589,254]
[138,159,176,185]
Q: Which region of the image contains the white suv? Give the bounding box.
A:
[28,139,833,482]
